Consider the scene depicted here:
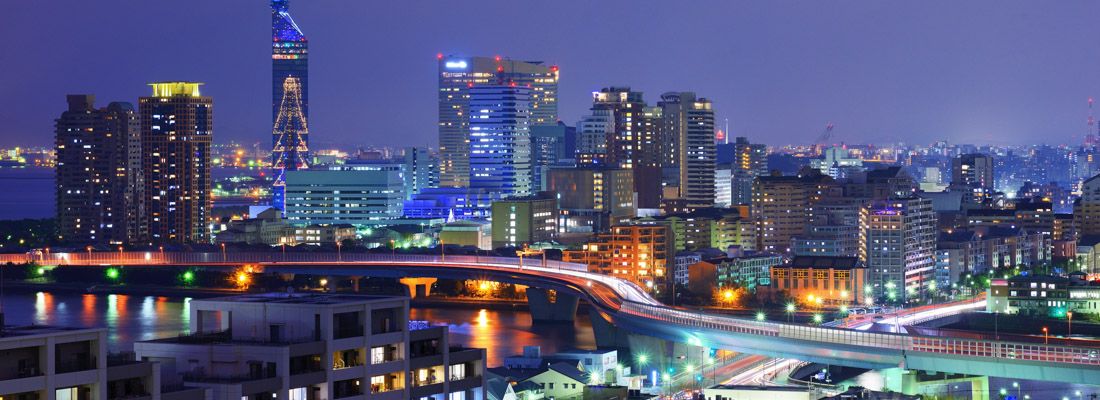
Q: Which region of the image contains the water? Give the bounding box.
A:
[0,167,54,219]
[0,290,594,366]
[0,166,268,220]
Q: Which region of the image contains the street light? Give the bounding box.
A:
[390,239,396,256]
[220,243,227,262]
[786,303,796,323]
[336,241,342,261]
[756,312,766,321]
[1042,327,1049,344]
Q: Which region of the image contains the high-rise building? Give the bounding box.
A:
[575,109,613,166]
[751,171,833,253]
[271,77,311,210]
[140,82,213,244]
[437,55,558,188]
[730,137,767,206]
[658,92,716,207]
[468,85,533,196]
[55,95,144,244]
[272,0,308,128]
[949,153,994,205]
[859,197,937,303]
[547,167,635,233]
[587,87,663,208]
[529,123,575,190]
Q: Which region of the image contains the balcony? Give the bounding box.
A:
[333,325,364,340]
[56,356,97,374]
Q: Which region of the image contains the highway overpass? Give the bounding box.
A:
[8,251,1100,384]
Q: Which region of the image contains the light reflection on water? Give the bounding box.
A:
[5,291,594,366]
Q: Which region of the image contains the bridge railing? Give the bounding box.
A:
[9,251,589,272]
[621,300,1100,367]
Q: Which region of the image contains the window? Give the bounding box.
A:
[448,392,466,400]
[449,363,466,380]
[289,387,308,400]
[56,387,80,400]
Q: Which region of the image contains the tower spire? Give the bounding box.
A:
[272,77,310,210]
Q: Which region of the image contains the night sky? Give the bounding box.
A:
[4,1,1100,149]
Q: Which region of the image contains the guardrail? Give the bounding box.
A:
[620,300,1100,368]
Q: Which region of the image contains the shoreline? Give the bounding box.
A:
[0,281,590,313]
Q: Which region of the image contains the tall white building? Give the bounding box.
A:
[135,293,486,400]
[859,197,937,303]
[468,85,533,197]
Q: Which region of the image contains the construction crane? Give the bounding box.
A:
[815,121,835,144]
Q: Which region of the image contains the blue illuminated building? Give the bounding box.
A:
[271,0,310,210]
[403,188,503,221]
[468,85,533,197]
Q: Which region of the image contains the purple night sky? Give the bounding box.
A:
[3,1,1100,148]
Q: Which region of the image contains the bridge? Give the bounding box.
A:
[8,250,1100,385]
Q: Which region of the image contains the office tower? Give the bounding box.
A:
[271,76,310,211]
[547,167,635,233]
[55,95,144,244]
[658,92,716,207]
[859,197,937,303]
[529,123,575,190]
[135,293,487,400]
[790,198,863,257]
[140,82,213,244]
[751,170,833,253]
[949,153,994,204]
[284,165,405,226]
[272,0,308,127]
[730,137,767,205]
[438,55,558,188]
[467,85,533,196]
[490,192,558,248]
[402,147,438,199]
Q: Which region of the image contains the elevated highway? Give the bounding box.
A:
[9,251,1100,384]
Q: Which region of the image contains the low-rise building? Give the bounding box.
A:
[562,225,668,288]
[766,256,867,305]
[936,227,1050,289]
[134,293,485,400]
[440,219,492,250]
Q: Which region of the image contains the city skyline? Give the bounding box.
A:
[6,1,1100,149]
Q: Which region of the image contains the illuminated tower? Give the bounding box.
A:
[140,82,212,244]
[272,77,311,210]
[272,0,309,194]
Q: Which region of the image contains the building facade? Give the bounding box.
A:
[949,153,994,205]
[468,85,533,196]
[55,95,144,244]
[546,167,634,233]
[768,256,867,305]
[859,197,937,303]
[134,293,485,400]
[563,225,668,287]
[284,166,405,226]
[140,82,213,244]
[751,172,833,253]
[490,193,558,248]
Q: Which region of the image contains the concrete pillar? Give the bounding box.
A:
[399,277,437,299]
[526,288,579,322]
[590,311,633,349]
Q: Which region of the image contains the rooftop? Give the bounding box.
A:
[777,256,863,270]
[0,323,100,339]
[196,292,402,306]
